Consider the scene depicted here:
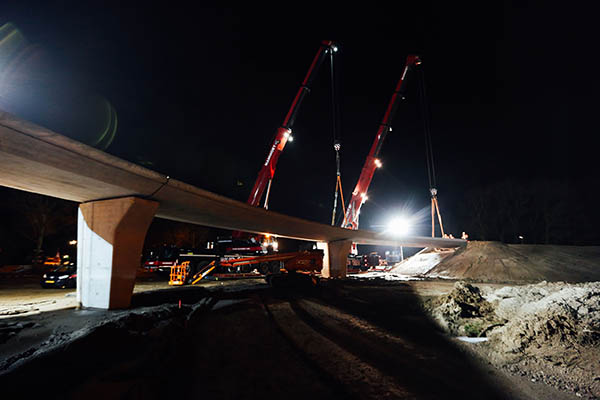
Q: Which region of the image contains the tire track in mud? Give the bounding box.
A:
[286,298,480,400]
[262,296,418,400]
[264,284,514,400]
[259,297,360,400]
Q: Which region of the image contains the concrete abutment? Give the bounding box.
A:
[77,197,158,309]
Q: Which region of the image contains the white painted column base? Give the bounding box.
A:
[77,208,113,308]
[76,197,158,309]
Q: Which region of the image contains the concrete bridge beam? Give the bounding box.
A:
[77,197,158,309]
[317,240,352,278]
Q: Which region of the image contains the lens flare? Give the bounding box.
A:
[0,22,118,150]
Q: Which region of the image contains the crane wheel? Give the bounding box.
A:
[269,261,281,274]
[258,262,269,275]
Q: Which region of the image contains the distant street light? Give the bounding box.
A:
[69,240,77,246]
[518,235,524,244]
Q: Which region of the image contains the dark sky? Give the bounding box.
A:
[2,2,597,236]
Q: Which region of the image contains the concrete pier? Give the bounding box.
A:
[77,197,158,309]
[317,240,353,278]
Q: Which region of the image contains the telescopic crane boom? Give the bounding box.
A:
[342,55,421,230]
[248,40,338,209]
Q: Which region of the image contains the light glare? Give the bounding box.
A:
[387,217,411,236]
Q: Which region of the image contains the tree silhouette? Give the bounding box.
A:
[462,179,573,244]
[6,191,76,262]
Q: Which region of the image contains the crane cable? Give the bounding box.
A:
[418,67,436,189]
[330,46,345,225]
[418,66,445,237]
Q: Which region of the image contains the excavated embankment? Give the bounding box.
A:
[426,241,600,283]
[426,281,600,399]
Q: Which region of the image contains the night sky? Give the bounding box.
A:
[1,2,598,239]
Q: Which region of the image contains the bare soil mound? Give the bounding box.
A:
[426,280,600,399]
[486,282,600,399]
[428,281,502,337]
[427,241,600,283]
[428,282,503,337]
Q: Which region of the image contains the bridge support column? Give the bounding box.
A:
[317,240,351,278]
[76,197,158,309]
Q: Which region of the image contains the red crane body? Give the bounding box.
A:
[342,55,421,230]
[247,40,337,208]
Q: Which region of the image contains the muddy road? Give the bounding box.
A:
[1,279,575,400]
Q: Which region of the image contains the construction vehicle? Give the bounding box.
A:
[341,54,447,239]
[340,54,452,270]
[143,244,184,272]
[339,55,423,269]
[227,40,339,249]
[247,40,338,210]
[362,252,382,269]
[384,250,402,264]
[168,250,324,286]
[143,235,273,272]
[194,39,338,269]
[169,261,217,285]
[346,254,363,273]
[342,55,422,231]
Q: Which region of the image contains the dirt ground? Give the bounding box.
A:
[0,277,581,400]
[387,242,600,399]
[1,242,598,399]
[0,273,265,318]
[423,280,600,399]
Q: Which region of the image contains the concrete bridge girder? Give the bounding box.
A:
[0,110,467,310]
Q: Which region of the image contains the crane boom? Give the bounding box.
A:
[342,55,421,230]
[247,40,338,209]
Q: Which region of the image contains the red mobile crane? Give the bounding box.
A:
[154,42,338,284]
[247,40,339,209]
[149,42,340,284]
[342,55,422,231]
[223,41,339,279]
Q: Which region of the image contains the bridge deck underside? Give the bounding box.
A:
[0,111,465,249]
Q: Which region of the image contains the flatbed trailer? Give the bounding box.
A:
[169,250,324,285]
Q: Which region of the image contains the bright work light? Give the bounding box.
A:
[387,216,411,236]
